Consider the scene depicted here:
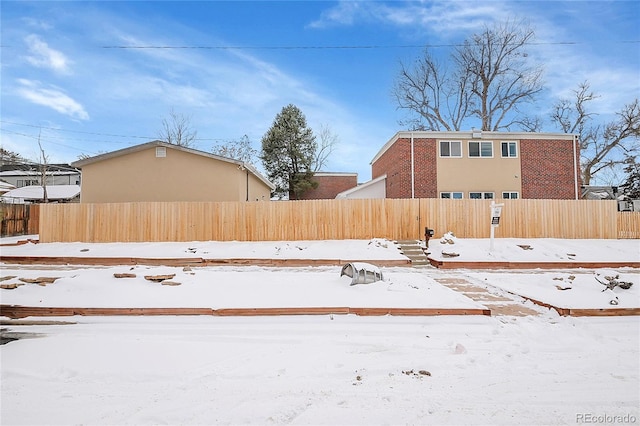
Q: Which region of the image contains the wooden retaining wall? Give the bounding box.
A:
[36,199,638,243]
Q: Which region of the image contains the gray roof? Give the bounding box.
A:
[72,141,275,190]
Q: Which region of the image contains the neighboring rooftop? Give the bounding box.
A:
[1,185,81,202]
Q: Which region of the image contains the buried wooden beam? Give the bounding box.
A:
[516,297,640,317]
[0,256,410,268]
[348,307,491,316]
[1,304,490,318]
[213,307,351,316]
[0,306,214,318]
[428,258,640,269]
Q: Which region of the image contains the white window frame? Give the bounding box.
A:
[502,192,519,199]
[501,141,518,158]
[439,141,462,158]
[440,192,464,199]
[469,192,494,199]
[468,141,493,158]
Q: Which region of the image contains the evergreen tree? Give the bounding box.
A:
[620,156,640,199]
[260,104,317,199]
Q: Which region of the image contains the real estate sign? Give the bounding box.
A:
[489,202,504,252]
[491,203,503,227]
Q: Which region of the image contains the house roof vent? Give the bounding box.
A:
[472,128,482,139]
[156,147,167,158]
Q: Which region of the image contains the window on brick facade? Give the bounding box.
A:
[440,141,462,157]
[502,192,519,199]
[501,141,518,158]
[469,141,493,157]
[441,192,463,199]
[470,192,494,199]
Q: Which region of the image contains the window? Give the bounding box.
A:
[470,192,494,199]
[502,192,519,199]
[16,180,38,187]
[440,141,462,157]
[501,141,517,158]
[441,192,463,199]
[469,141,493,157]
[156,147,167,158]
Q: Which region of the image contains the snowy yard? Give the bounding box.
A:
[1,236,639,425]
[1,315,638,425]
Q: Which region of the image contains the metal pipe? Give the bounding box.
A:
[573,135,579,200]
[410,132,415,199]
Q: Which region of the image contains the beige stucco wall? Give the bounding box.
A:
[436,139,522,197]
[79,146,272,202]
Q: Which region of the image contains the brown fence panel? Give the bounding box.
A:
[28,204,40,235]
[38,199,627,243]
[0,204,40,237]
[617,212,640,239]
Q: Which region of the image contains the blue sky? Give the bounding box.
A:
[1,1,639,184]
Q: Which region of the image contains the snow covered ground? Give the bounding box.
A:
[1,236,639,425]
[2,235,637,310]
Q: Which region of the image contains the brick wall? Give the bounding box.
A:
[412,138,438,198]
[372,138,437,198]
[520,138,581,199]
[296,174,358,200]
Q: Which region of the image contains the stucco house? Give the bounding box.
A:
[364,130,581,200]
[72,141,275,203]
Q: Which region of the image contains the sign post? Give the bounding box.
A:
[489,201,504,252]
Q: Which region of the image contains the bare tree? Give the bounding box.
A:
[158,108,198,147]
[0,147,26,167]
[393,19,543,131]
[211,135,259,166]
[393,51,471,131]
[312,124,338,171]
[515,115,543,132]
[77,150,107,161]
[551,82,640,185]
[37,133,49,203]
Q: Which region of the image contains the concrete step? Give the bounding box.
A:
[396,240,421,245]
[398,239,431,268]
[402,250,426,256]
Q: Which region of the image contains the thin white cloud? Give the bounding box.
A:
[308,0,510,35]
[15,79,89,120]
[21,17,53,30]
[24,34,71,74]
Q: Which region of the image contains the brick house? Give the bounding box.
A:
[369,131,582,200]
[295,172,358,200]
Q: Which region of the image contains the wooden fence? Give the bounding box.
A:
[0,204,40,237]
[617,212,640,239]
[36,199,639,243]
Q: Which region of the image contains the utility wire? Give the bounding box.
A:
[100,41,593,50]
[1,120,153,139]
[0,120,236,142]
